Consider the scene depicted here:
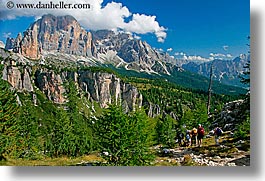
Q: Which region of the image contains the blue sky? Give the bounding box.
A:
[0,0,250,61]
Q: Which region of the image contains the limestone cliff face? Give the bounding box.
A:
[2,61,33,92]
[2,64,142,111]
[35,70,66,104]
[9,14,94,59]
[33,69,143,110]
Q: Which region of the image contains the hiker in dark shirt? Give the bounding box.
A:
[177,131,185,146]
[197,124,205,147]
[214,127,223,145]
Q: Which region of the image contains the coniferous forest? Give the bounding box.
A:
[0,5,250,166]
[0,58,250,166]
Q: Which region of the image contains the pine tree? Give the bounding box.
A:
[93,105,155,166]
[0,78,18,160]
[15,100,42,159]
[156,115,177,148]
[64,80,93,156]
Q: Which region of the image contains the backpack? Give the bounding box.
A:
[186,133,190,140]
[192,128,197,135]
[216,128,223,136]
[198,127,205,136]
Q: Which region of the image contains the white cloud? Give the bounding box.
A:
[223,45,229,51]
[167,48,173,52]
[175,52,185,56]
[2,32,11,38]
[124,13,167,42]
[175,51,233,62]
[226,54,233,58]
[0,0,167,42]
[133,34,141,40]
[183,55,210,62]
[156,48,164,52]
[210,53,226,57]
[210,52,233,59]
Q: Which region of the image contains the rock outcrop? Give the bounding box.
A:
[146,103,161,118]
[211,100,248,131]
[35,70,66,104]
[1,49,143,111]
[182,55,249,88]
[92,30,174,74]
[2,63,33,92]
[7,14,94,59]
[0,41,5,49]
[34,69,142,110]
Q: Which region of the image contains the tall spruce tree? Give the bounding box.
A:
[64,80,93,156]
[0,78,18,160]
[93,105,155,166]
[156,115,177,148]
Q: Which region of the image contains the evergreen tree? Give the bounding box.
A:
[156,115,177,148]
[64,80,93,156]
[0,78,18,160]
[15,100,42,159]
[45,107,73,156]
[234,36,250,140]
[94,105,155,166]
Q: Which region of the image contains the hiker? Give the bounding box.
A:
[177,130,185,146]
[214,127,223,145]
[185,130,191,147]
[191,127,198,146]
[197,124,205,147]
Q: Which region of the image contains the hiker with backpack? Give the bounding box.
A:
[191,127,198,146]
[177,130,185,147]
[214,127,223,145]
[185,130,191,147]
[197,124,205,147]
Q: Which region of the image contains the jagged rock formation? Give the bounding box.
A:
[92,30,174,74]
[3,14,250,83]
[211,100,248,131]
[6,14,94,59]
[0,40,6,49]
[182,55,249,88]
[35,70,66,104]
[5,15,176,75]
[146,103,161,118]
[2,60,33,92]
[1,49,142,111]
[5,37,15,50]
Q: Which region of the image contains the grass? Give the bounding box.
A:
[0,153,103,166]
[190,131,250,158]
[0,131,250,166]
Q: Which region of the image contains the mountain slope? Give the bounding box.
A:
[182,55,249,88]
[3,14,247,95]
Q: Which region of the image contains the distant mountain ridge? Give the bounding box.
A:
[182,55,249,88]
[5,14,174,75]
[4,14,248,90]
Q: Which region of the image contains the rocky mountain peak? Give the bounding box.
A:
[34,14,79,34]
[6,14,94,59]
